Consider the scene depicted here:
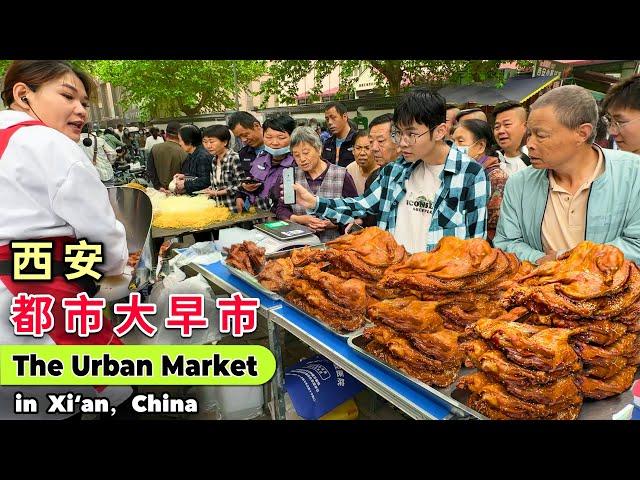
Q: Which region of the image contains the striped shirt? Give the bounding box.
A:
[313,145,490,251]
[211,149,243,210]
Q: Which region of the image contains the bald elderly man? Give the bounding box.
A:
[445,104,461,144]
[493,101,531,175]
[456,108,488,123]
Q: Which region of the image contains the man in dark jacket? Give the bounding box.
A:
[321,101,357,167]
[228,111,265,175]
[147,120,187,190]
[228,111,267,210]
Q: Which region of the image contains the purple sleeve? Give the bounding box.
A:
[272,180,293,220]
[342,171,359,198]
[275,200,293,220]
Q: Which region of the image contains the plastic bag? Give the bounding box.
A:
[121,269,222,345]
[168,242,222,270]
[284,355,364,420]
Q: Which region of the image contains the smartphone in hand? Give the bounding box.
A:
[283,167,296,205]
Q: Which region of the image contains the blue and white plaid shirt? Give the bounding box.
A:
[312,146,490,251]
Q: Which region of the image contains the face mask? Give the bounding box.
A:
[456,140,478,156]
[264,145,290,156]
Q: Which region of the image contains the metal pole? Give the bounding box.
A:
[267,318,286,420]
[233,61,240,110]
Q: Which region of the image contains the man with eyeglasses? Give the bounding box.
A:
[291,87,490,253]
[494,85,640,265]
[602,74,640,155]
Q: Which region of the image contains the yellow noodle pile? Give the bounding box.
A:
[125,182,147,191]
[151,194,232,229]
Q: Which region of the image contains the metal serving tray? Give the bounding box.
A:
[576,371,639,420]
[280,297,366,339]
[348,331,640,420]
[267,243,367,338]
[221,258,282,301]
[221,244,329,300]
[347,332,485,419]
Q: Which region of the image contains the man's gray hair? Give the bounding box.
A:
[290,126,323,152]
[530,85,599,143]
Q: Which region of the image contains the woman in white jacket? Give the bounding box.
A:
[0,60,131,419]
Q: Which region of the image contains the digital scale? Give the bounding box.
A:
[255,220,314,241]
[217,224,322,256]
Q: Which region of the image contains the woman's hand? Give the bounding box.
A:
[344,218,363,234]
[290,214,315,226]
[175,178,186,194]
[322,220,338,230]
[236,197,245,213]
[291,214,326,232]
[536,251,557,265]
[308,218,330,231]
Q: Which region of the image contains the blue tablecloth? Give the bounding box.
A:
[192,259,454,420]
[275,302,452,419]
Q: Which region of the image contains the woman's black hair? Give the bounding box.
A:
[353,129,370,142]
[179,124,203,147]
[202,124,232,147]
[262,114,297,135]
[458,119,499,156]
[1,60,95,107]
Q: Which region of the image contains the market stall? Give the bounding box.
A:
[182,227,640,420]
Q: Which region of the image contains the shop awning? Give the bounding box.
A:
[438,74,560,106]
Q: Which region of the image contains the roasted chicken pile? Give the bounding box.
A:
[501,241,640,400]
[256,257,295,294]
[363,297,464,387]
[325,227,408,280]
[257,227,408,300]
[320,227,409,299]
[224,241,266,276]
[379,237,524,299]
[457,317,584,419]
[233,231,639,417]
[284,264,368,332]
[376,237,529,334]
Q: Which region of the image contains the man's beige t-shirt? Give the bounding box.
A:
[541,147,605,254]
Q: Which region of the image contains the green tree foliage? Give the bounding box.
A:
[90,60,266,119]
[260,60,530,105]
[0,60,12,77]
